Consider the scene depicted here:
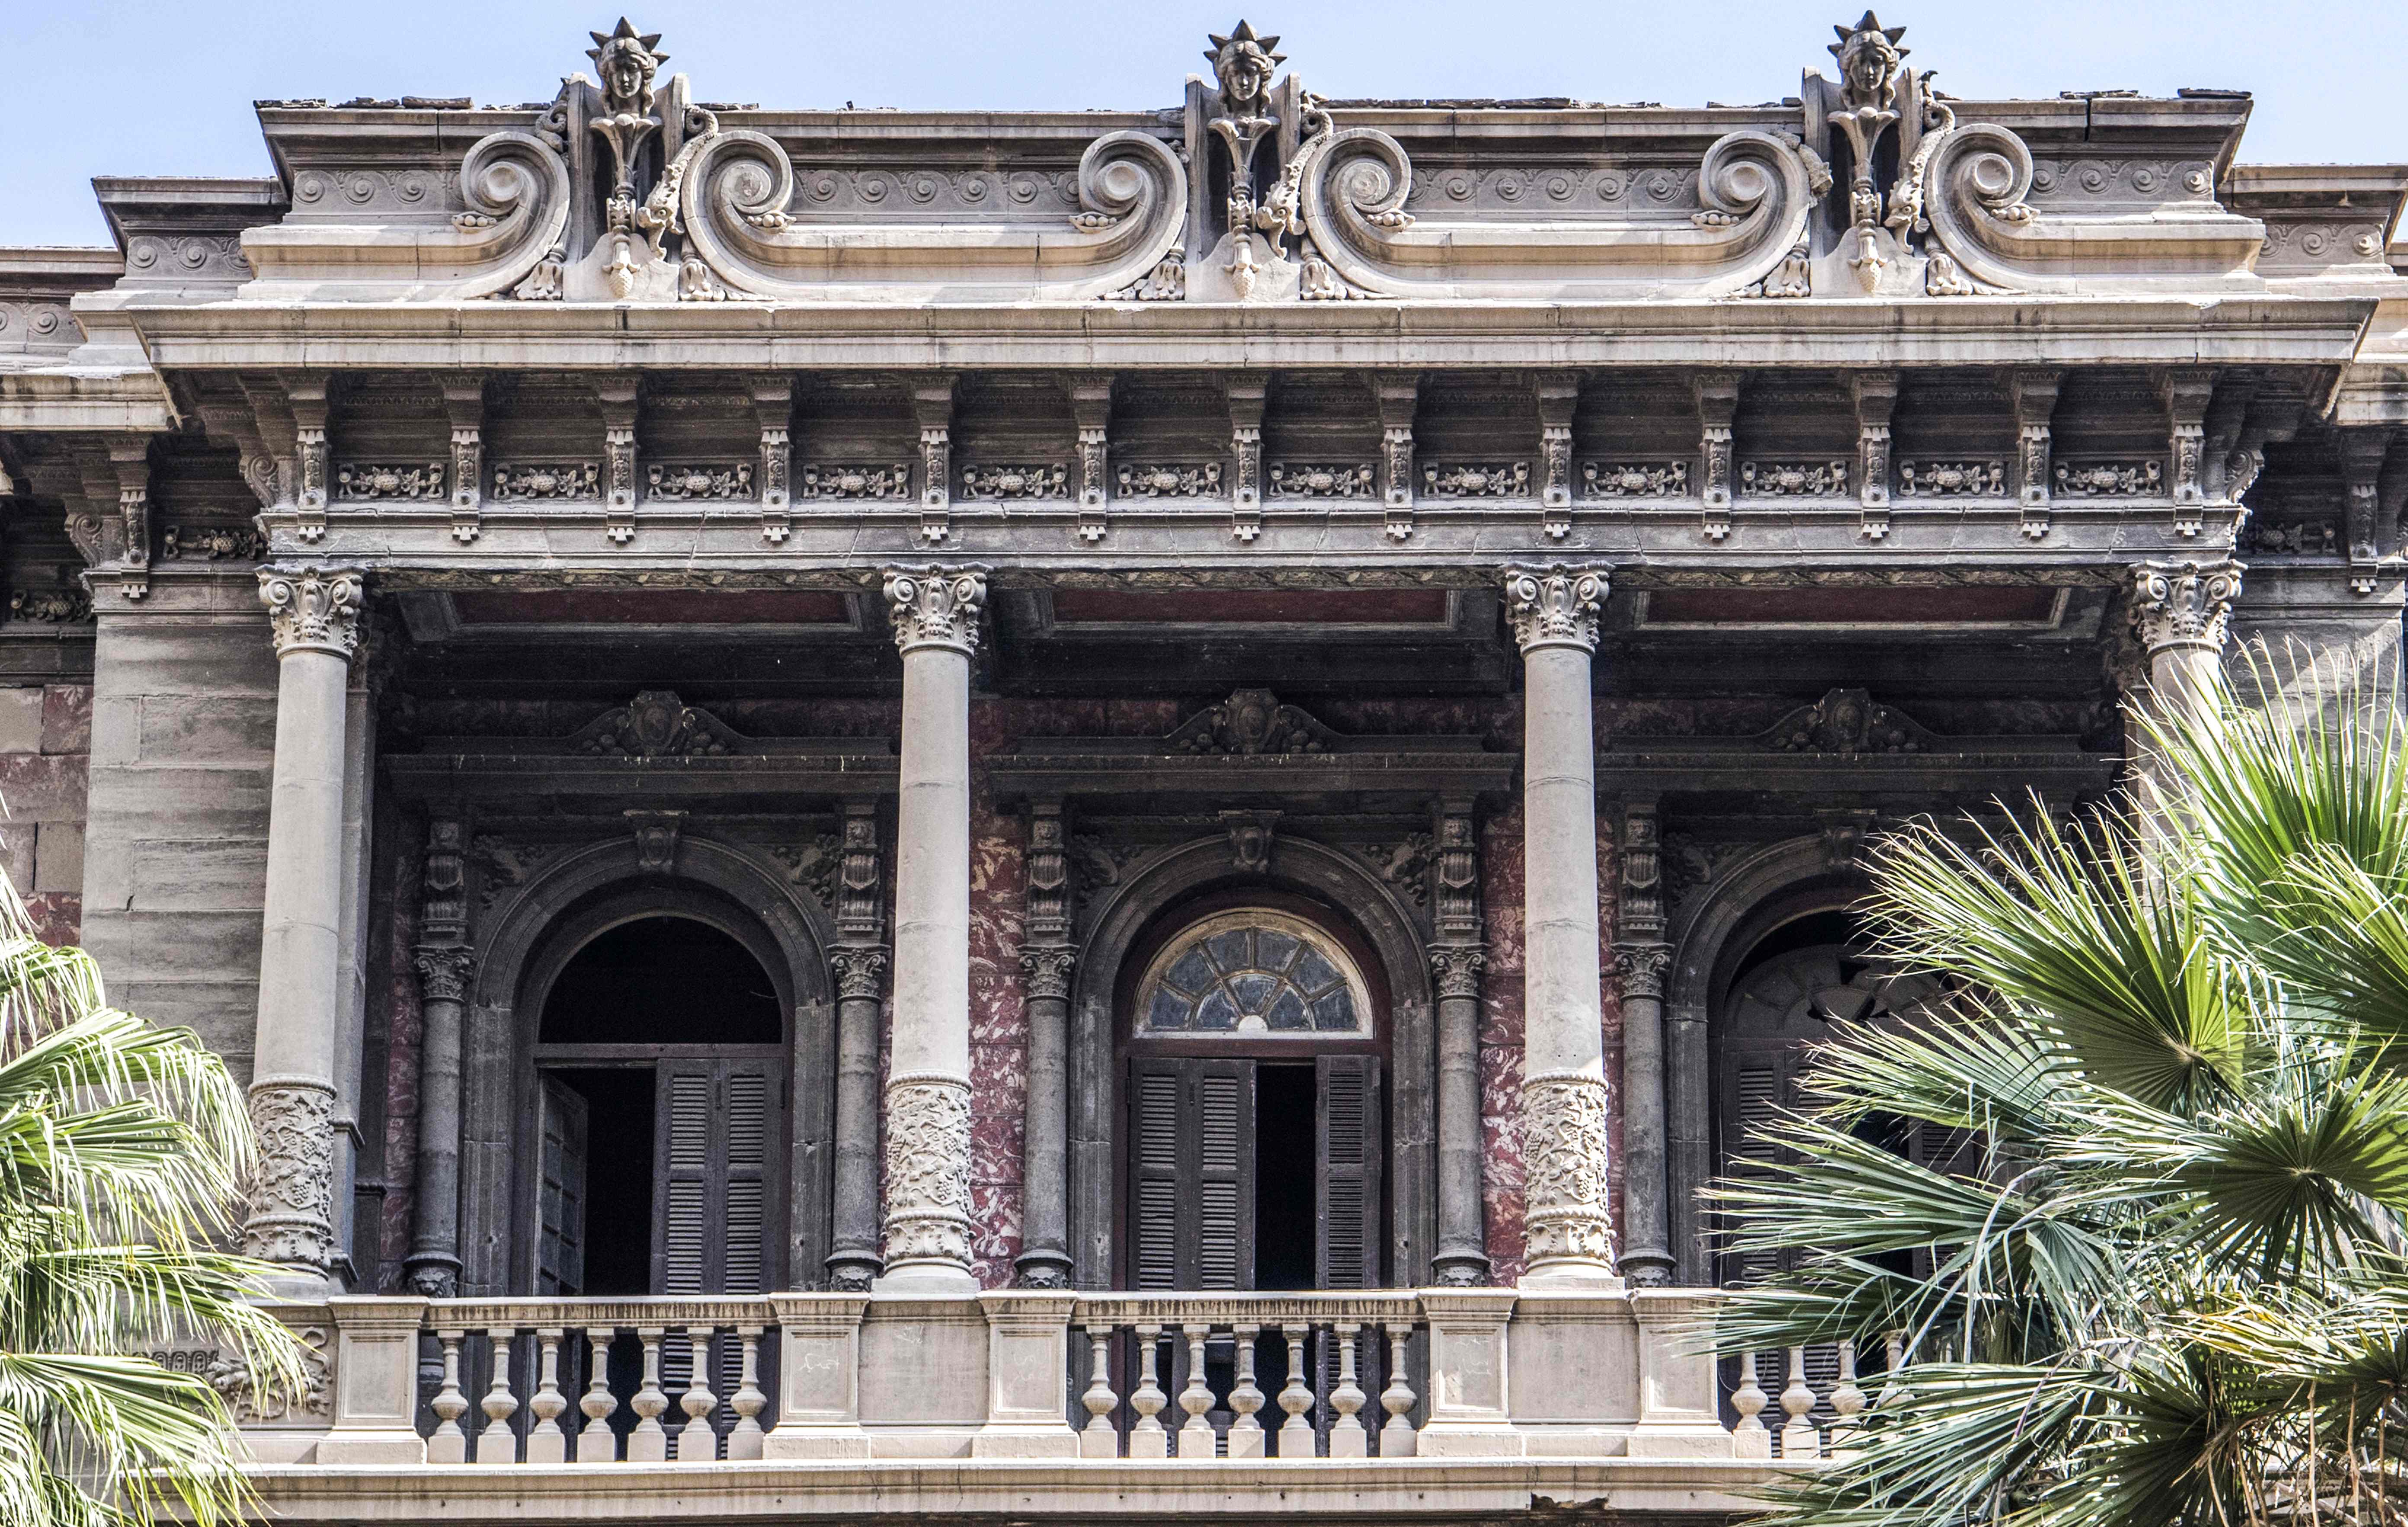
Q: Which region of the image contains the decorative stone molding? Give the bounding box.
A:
[258,566,365,659]
[913,377,955,542]
[1694,372,1738,541]
[643,462,756,500]
[883,565,987,654]
[2130,558,2242,655]
[1619,799,1663,939]
[1853,372,1896,540]
[1520,1071,1614,1269]
[1536,372,1579,538]
[834,804,884,942]
[961,464,1071,501]
[2055,460,2165,498]
[206,1325,332,1424]
[163,524,265,561]
[490,462,599,500]
[336,463,446,500]
[1226,373,1267,542]
[242,1081,337,1268]
[1267,463,1375,499]
[1741,460,1849,497]
[799,464,911,501]
[1502,565,1609,654]
[444,375,484,544]
[1020,946,1077,1002]
[1896,460,2004,497]
[1764,687,1934,756]
[1117,462,1225,499]
[1583,462,1690,499]
[1433,801,1480,944]
[626,809,685,874]
[881,1074,974,1268]
[829,945,889,1001]
[1025,802,1070,943]
[1070,376,1114,541]
[1422,462,1529,499]
[1220,809,1280,873]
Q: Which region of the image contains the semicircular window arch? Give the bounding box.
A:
[1134,910,1371,1038]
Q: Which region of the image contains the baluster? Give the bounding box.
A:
[576,1328,620,1463]
[1378,1322,1417,1458]
[1275,1325,1315,1457]
[1226,1323,1266,1459]
[1127,1324,1169,1458]
[627,1326,670,1463]
[1879,1331,1910,1408]
[477,1328,519,1465]
[675,1326,720,1463]
[1079,1326,1121,1459]
[1730,1352,1771,1459]
[1177,1324,1216,1458]
[525,1328,569,1463]
[1328,1322,1368,1458]
[727,1327,768,1461]
[1779,1346,1820,1460]
[1827,1339,1866,1460]
[428,1328,469,1464]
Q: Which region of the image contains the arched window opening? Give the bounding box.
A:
[531,914,786,1297]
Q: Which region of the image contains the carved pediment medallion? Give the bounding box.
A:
[570,689,743,757]
[1166,687,1338,756]
[1758,687,1936,757]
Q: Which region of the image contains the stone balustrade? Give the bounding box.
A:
[259,1286,1787,1470]
[1723,1334,1904,1462]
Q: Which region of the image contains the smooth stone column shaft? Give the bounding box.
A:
[1504,567,1619,1287]
[1015,948,1074,1287]
[1431,953,1489,1283]
[877,568,986,1296]
[243,566,365,1292]
[826,946,888,1289]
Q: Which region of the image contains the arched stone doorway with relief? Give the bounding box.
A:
[1119,896,1389,1292]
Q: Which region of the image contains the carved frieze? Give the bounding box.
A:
[205,1326,331,1424]
[1421,462,1530,498]
[644,462,756,500]
[336,462,446,501]
[959,464,1072,501]
[1267,463,1375,499]
[1741,460,1849,497]
[163,524,266,561]
[1116,462,1226,498]
[2239,519,2338,556]
[490,461,601,500]
[2055,460,2165,497]
[1583,462,1690,498]
[1896,460,2005,497]
[8,585,91,624]
[799,464,912,501]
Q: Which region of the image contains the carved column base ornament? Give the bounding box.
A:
[880,1073,975,1271]
[1519,1071,1615,1270]
[242,1080,339,1269]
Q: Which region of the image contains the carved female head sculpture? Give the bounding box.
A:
[588,18,665,115]
[1828,10,1907,112]
[1205,21,1284,117]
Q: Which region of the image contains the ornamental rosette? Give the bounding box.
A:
[1502,565,1610,654]
[883,565,987,655]
[258,565,366,658]
[2129,558,2242,654]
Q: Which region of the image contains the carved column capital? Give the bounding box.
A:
[883,565,988,655]
[1019,944,1078,1002]
[1502,565,1610,654]
[1612,943,1672,1001]
[2129,558,2243,656]
[258,565,366,660]
[412,947,476,1004]
[1429,944,1487,1000]
[829,944,890,1001]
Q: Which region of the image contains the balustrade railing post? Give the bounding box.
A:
[1778,1345,1820,1460]
[1329,1322,1368,1458]
[577,1328,620,1463]
[525,1328,568,1464]
[1827,1338,1866,1460]
[1730,1353,1772,1459]
[1226,1323,1265,1459]
[676,1326,720,1462]
[1378,1322,1417,1457]
[1128,1324,1169,1458]
[1079,1326,1121,1459]
[1177,1324,1216,1458]
[727,1327,768,1461]
[627,1327,670,1463]
[428,1328,469,1464]
[1276,1325,1315,1457]
[475,1328,519,1465]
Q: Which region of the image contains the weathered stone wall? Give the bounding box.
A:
[0,680,90,945]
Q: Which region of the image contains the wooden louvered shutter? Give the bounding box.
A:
[651,1059,781,1295]
[1315,1055,1382,1289]
[1720,1050,1794,1286]
[1129,1057,1255,1289]
[534,1075,588,1296]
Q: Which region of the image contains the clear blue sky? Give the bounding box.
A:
[8,0,2407,248]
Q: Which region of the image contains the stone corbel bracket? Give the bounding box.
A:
[1297,127,1818,300]
[1920,123,2266,293]
[679,129,1188,303]
[241,127,572,302]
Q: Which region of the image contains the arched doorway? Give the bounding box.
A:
[1119,899,1388,1291]
[524,912,788,1296]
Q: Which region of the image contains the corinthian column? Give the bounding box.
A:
[877,566,987,1296]
[2129,559,2242,816]
[243,565,366,1293]
[1503,565,1619,1287]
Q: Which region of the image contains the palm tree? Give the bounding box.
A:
[1713,649,2408,1527]
[0,866,303,1527]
